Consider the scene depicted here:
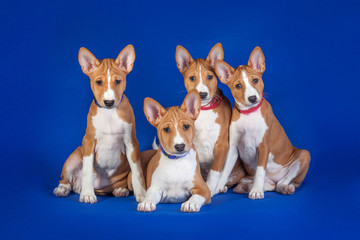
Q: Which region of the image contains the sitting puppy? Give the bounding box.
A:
[175,43,246,195]
[214,47,310,199]
[138,90,211,212]
[53,45,146,203]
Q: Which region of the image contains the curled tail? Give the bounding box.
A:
[152,136,158,150]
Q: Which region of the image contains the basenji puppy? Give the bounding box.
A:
[53,45,146,203]
[214,47,310,199]
[138,90,211,212]
[175,43,245,196]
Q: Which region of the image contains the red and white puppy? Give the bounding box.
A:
[214,47,310,199]
[138,90,211,212]
[175,44,245,196]
[53,45,146,203]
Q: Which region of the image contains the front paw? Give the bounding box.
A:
[248,187,264,199]
[137,201,156,212]
[80,192,97,204]
[181,200,201,213]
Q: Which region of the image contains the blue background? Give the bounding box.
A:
[1,0,359,239]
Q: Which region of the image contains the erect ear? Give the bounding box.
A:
[180,90,201,120]
[78,47,100,75]
[248,46,265,73]
[115,44,136,73]
[214,60,235,84]
[206,43,224,66]
[144,98,166,126]
[175,45,193,73]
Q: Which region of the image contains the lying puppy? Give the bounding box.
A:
[53,45,146,203]
[138,90,211,212]
[175,43,245,196]
[215,47,310,199]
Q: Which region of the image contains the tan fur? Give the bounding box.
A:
[56,46,146,196]
[143,90,211,204]
[215,47,310,193]
[175,44,245,182]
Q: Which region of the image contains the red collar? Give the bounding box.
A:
[235,97,264,115]
[201,89,224,111]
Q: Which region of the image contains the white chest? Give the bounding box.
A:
[233,108,268,170]
[193,110,220,169]
[151,149,197,203]
[92,107,132,177]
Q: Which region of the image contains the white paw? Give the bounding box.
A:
[181,200,201,213]
[248,187,264,199]
[53,184,71,197]
[113,188,129,197]
[79,192,97,204]
[137,201,156,212]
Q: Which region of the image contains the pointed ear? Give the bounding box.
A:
[215,60,234,84]
[206,43,224,66]
[175,45,193,73]
[78,47,100,74]
[144,98,166,126]
[180,90,201,120]
[115,44,136,73]
[248,46,265,73]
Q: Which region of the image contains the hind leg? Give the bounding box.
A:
[276,149,310,195]
[54,147,83,197]
[226,159,247,188]
[233,177,253,193]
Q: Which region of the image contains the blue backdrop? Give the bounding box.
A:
[1,0,359,239]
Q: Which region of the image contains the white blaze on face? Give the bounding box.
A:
[173,122,185,145]
[242,70,260,105]
[195,65,210,103]
[104,68,115,101]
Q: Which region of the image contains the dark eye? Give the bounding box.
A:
[189,76,195,81]
[252,78,258,84]
[115,79,121,85]
[235,83,242,89]
[96,80,102,86]
[163,127,170,133]
[207,75,213,80]
[183,124,190,130]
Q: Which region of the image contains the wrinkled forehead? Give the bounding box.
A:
[233,65,262,81]
[89,59,126,78]
[160,107,191,125]
[185,59,214,74]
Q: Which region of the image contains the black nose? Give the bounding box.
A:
[248,95,257,104]
[199,92,208,100]
[174,143,185,152]
[104,100,115,107]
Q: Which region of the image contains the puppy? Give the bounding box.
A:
[175,43,245,195]
[138,90,211,212]
[215,47,310,199]
[53,45,146,203]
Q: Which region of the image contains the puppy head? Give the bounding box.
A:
[215,47,265,108]
[78,45,135,108]
[144,90,201,156]
[175,43,224,103]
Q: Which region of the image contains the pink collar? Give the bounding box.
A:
[201,89,224,111]
[235,97,264,115]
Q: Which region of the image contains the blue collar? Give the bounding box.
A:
[160,145,189,159]
[93,94,124,108]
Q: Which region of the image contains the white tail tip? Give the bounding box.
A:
[152,137,158,150]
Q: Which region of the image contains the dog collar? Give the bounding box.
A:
[201,88,224,111]
[93,94,124,108]
[160,145,189,159]
[235,97,264,115]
